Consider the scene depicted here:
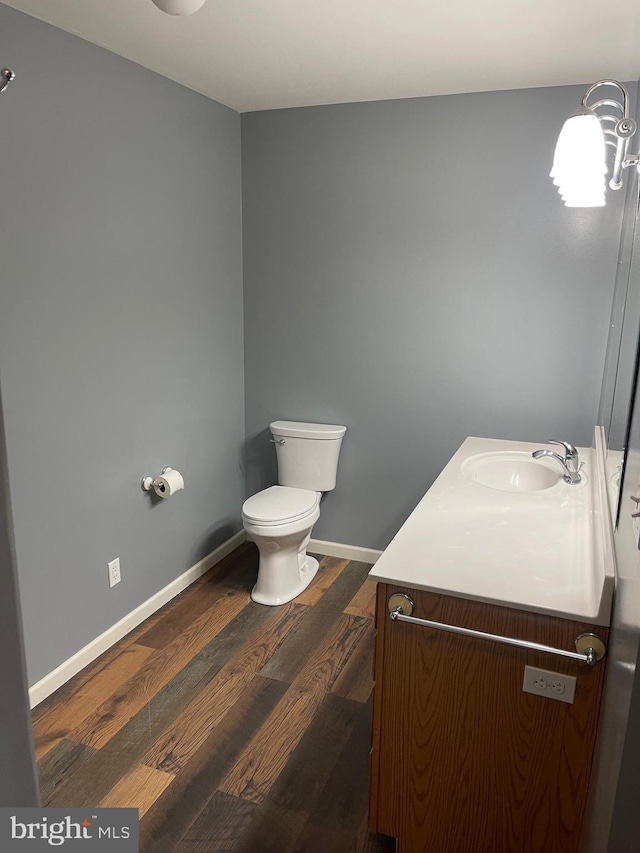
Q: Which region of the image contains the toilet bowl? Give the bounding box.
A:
[242,485,321,605]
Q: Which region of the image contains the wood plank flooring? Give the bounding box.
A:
[32,542,396,853]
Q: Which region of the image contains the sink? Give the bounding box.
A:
[462,451,561,493]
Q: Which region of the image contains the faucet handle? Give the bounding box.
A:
[548,439,578,460]
[548,440,581,474]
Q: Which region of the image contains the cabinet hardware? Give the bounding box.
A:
[388,596,606,665]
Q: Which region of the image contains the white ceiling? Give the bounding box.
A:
[2,0,639,113]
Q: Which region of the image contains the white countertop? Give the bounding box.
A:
[369,435,615,625]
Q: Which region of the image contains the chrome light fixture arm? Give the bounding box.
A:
[581,79,630,116]
[611,119,637,191]
[582,80,637,192]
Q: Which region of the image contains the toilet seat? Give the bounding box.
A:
[242,485,319,526]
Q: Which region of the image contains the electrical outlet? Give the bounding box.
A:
[523,666,576,704]
[108,557,121,588]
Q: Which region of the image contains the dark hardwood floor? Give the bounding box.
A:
[32,542,395,852]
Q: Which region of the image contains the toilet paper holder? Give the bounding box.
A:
[141,467,182,495]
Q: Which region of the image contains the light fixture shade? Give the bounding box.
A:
[550,108,606,207]
[151,0,207,14]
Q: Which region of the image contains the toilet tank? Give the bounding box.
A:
[270,421,347,491]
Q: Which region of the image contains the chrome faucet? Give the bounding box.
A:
[531,440,582,485]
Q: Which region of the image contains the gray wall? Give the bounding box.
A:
[0,385,39,805]
[242,87,629,550]
[0,5,244,685]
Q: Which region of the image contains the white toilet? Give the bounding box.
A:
[242,420,347,605]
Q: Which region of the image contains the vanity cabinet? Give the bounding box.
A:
[369,583,608,853]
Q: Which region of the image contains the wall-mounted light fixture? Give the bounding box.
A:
[551,80,639,207]
[151,0,207,14]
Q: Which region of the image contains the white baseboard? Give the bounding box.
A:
[28,530,247,709]
[29,530,381,708]
[309,538,383,565]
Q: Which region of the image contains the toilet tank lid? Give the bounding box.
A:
[270,421,347,440]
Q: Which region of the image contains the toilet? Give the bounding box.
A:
[242,420,347,605]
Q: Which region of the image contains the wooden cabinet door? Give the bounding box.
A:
[370,584,608,853]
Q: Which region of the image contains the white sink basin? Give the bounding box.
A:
[462,451,561,493]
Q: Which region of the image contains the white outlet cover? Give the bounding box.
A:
[523,665,576,704]
[108,557,121,588]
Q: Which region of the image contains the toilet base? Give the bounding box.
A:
[251,554,319,606]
